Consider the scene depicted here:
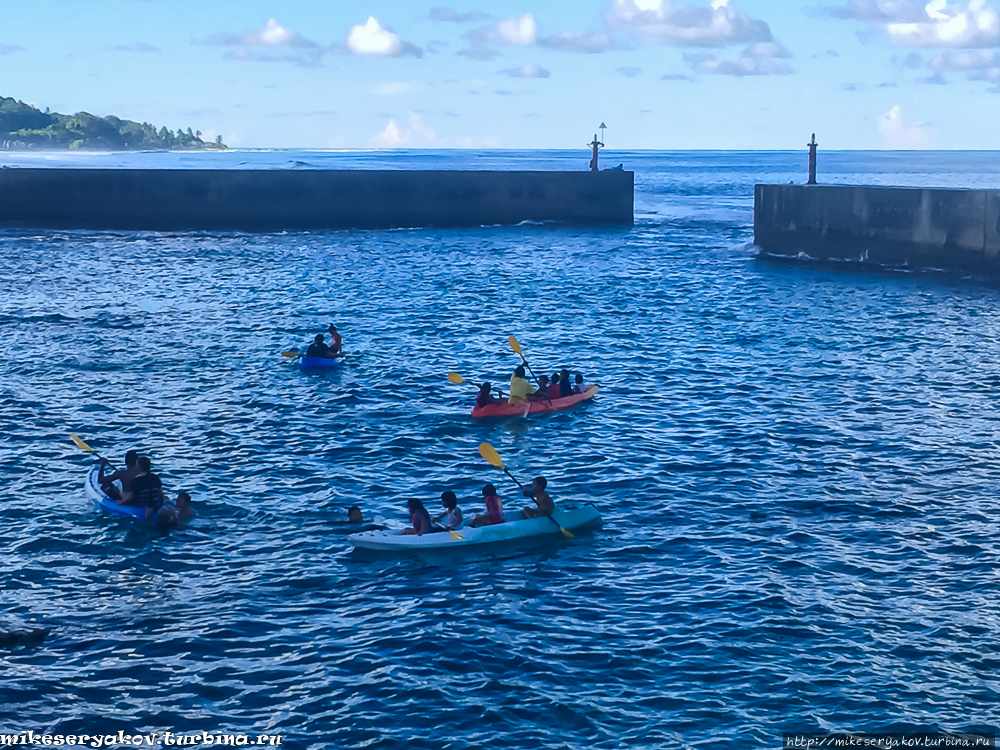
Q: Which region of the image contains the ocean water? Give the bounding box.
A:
[2,149,1000,749]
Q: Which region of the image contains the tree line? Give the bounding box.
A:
[0,97,227,150]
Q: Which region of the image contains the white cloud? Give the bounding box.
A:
[496,13,538,45]
[210,18,317,48]
[686,40,793,75]
[462,12,538,57]
[346,17,422,57]
[500,63,551,77]
[834,0,1000,48]
[877,105,932,147]
[607,0,775,46]
[207,18,321,64]
[370,112,438,147]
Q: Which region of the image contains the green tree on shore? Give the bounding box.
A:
[0,97,227,151]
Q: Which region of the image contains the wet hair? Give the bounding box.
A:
[314,334,325,342]
[138,455,152,472]
[574,373,583,384]
[125,450,139,466]
[407,498,424,512]
[441,491,457,508]
[514,366,525,378]
[533,476,547,490]
[538,374,549,385]
[483,483,497,496]
[552,372,560,383]
[347,505,363,522]
[176,492,191,506]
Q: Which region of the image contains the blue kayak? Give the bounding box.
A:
[85,465,158,521]
[300,356,342,370]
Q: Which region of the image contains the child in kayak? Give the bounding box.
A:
[476,382,502,408]
[547,373,561,398]
[468,484,504,527]
[573,373,586,394]
[433,491,463,530]
[522,476,554,518]
[402,498,434,536]
[558,369,573,397]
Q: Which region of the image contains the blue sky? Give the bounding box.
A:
[2,0,999,149]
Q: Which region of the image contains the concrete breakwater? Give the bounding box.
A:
[0,168,634,230]
[754,183,1000,275]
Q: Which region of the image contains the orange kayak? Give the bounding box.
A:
[471,385,598,418]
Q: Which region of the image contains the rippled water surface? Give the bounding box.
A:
[3,150,1000,749]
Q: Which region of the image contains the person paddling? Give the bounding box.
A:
[98,450,140,503]
[306,333,337,359]
[508,366,537,405]
[522,476,555,518]
[476,382,502,409]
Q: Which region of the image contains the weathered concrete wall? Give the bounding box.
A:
[0,168,634,230]
[754,184,1000,275]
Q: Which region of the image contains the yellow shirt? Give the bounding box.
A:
[508,376,537,404]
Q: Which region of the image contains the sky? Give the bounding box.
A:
[2,0,1000,150]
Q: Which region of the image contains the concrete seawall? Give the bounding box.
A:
[754,184,1000,275]
[0,168,634,230]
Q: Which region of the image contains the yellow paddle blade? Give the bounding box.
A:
[448,372,465,384]
[70,433,94,453]
[282,349,300,358]
[478,442,504,468]
[560,527,575,539]
[450,531,465,540]
[507,335,523,357]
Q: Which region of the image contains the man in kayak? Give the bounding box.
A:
[508,366,537,405]
[522,476,554,518]
[98,450,140,502]
[123,455,165,520]
[468,484,504,527]
[306,332,339,359]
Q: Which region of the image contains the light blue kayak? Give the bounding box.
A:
[348,501,602,552]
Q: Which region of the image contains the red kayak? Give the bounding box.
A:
[471,385,599,418]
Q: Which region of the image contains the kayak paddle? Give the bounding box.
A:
[508,335,540,382]
[70,433,113,466]
[477,442,573,539]
[447,372,507,399]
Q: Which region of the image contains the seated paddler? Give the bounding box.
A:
[508,365,536,405]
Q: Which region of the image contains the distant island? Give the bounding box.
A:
[0,96,227,151]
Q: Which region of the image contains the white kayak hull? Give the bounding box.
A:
[348,501,602,551]
[84,465,156,520]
